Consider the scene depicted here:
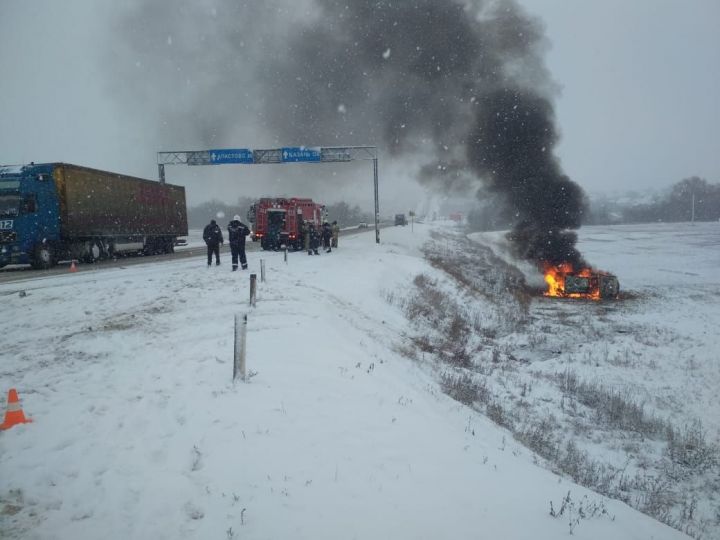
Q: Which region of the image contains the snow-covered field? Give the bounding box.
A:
[474,222,720,434]
[2,222,716,539]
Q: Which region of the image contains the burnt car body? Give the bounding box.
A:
[564,273,620,299]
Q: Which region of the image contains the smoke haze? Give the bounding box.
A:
[2,1,718,224]
[112,0,587,266]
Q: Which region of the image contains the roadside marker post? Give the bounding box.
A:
[233,314,247,382]
[249,274,257,307]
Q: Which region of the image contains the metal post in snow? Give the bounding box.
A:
[249,273,257,307]
[158,163,166,184]
[373,157,380,244]
[233,313,247,382]
[260,259,266,283]
[691,191,696,224]
[284,247,288,263]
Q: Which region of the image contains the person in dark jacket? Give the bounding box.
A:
[228,215,250,271]
[302,220,310,252]
[331,220,340,248]
[203,219,224,266]
[321,222,333,253]
[307,223,320,255]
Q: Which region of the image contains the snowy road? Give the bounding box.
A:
[0,225,385,284]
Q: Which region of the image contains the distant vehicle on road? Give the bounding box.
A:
[357,222,369,229]
[394,214,407,226]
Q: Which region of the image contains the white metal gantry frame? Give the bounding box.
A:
[157,146,380,244]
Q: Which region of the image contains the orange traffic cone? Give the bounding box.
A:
[69,260,77,273]
[0,389,32,430]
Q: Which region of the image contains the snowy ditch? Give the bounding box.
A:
[388,228,719,539]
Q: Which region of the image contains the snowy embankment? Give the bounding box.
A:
[0,223,696,539]
[473,222,720,436]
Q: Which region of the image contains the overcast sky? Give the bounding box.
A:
[0,0,718,209]
[520,0,720,196]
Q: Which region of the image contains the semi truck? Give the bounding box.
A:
[0,162,188,269]
[248,197,325,251]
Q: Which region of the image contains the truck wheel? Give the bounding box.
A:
[142,239,157,256]
[87,241,102,263]
[31,244,54,270]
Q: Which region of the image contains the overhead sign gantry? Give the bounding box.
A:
[157,146,380,244]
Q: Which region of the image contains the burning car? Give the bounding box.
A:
[543,263,619,300]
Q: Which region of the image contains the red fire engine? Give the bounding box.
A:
[248,198,326,250]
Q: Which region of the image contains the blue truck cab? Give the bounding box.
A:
[0,163,59,268]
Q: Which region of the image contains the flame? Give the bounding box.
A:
[544,262,572,297]
[543,262,603,300]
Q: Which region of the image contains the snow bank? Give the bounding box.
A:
[0,224,690,539]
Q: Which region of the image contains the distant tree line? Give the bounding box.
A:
[323,201,374,226]
[467,177,720,232]
[619,176,720,224]
[187,197,373,230]
[187,197,255,229]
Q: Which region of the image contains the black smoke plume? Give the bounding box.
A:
[114,0,588,268]
[468,86,588,267]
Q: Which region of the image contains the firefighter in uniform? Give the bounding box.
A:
[322,222,333,253]
[228,215,250,271]
[307,223,320,255]
[331,220,339,248]
[302,220,310,252]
